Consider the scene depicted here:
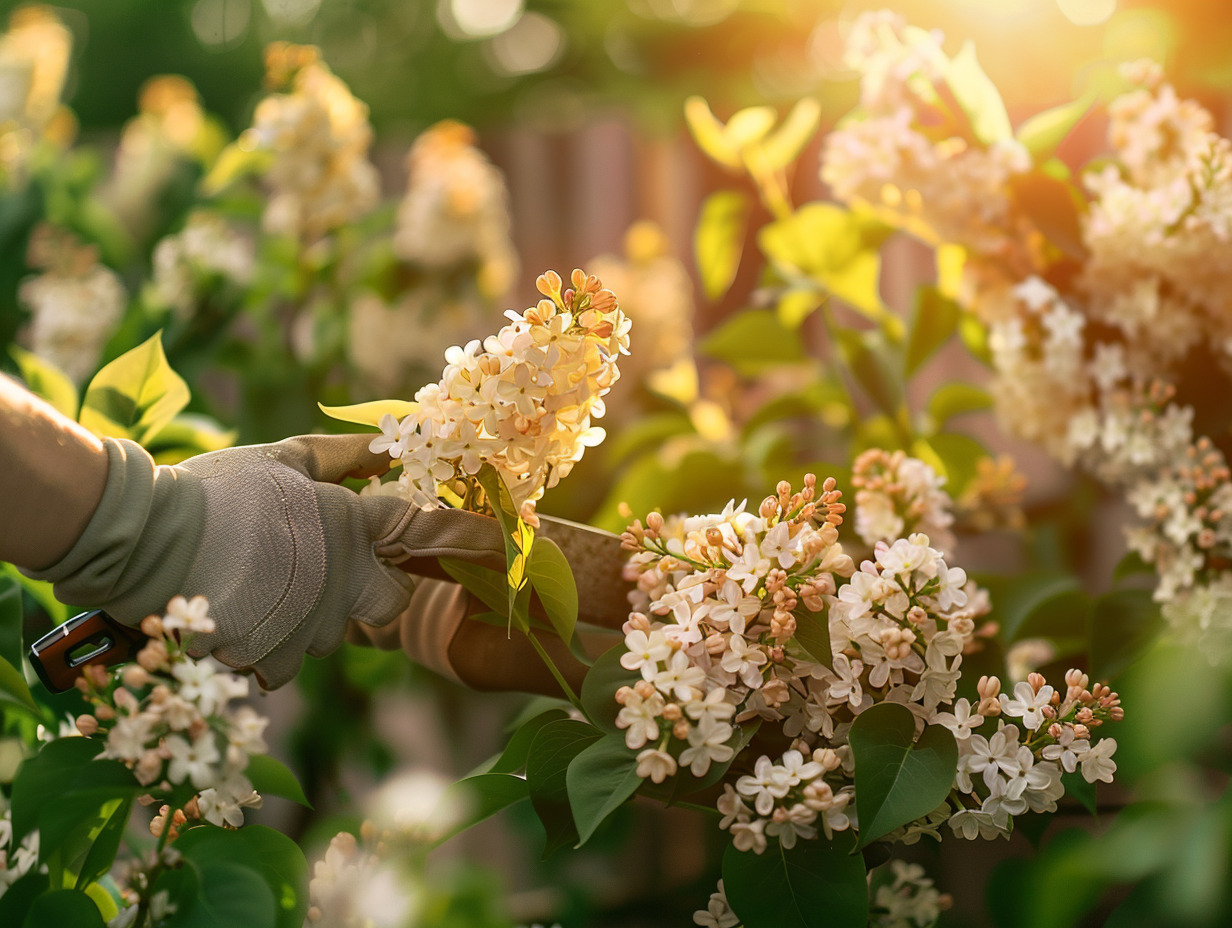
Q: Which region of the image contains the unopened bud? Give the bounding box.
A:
[661,702,682,721]
[75,714,99,736]
[672,720,691,740]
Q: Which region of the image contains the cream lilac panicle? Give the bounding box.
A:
[75,597,270,830]
[367,269,629,522]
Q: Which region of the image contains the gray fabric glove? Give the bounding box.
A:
[23,434,506,689]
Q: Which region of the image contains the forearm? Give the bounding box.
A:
[0,374,108,570]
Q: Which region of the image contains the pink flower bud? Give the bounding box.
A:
[75,714,99,736]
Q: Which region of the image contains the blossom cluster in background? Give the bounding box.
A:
[244,42,380,244]
[349,120,520,395]
[824,10,1232,658]
[368,268,630,521]
[73,595,268,831]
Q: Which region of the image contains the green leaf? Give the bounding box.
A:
[155,856,277,928]
[1062,771,1098,816]
[591,446,747,535]
[1015,93,1094,164]
[78,331,189,444]
[580,643,638,735]
[526,537,578,645]
[245,754,311,808]
[945,41,1012,145]
[721,833,868,928]
[986,570,1084,644]
[0,654,39,716]
[146,413,236,464]
[74,797,132,891]
[1008,167,1088,260]
[758,203,893,329]
[174,826,308,928]
[684,96,743,170]
[439,559,510,617]
[833,327,902,418]
[0,562,67,626]
[475,707,570,776]
[0,576,24,683]
[925,382,993,429]
[905,286,961,377]
[22,889,106,928]
[316,399,418,428]
[760,98,822,171]
[694,190,750,301]
[474,464,533,623]
[848,703,959,848]
[433,773,529,846]
[790,606,831,666]
[1113,551,1154,586]
[10,738,139,851]
[0,871,50,926]
[10,346,78,418]
[700,309,806,375]
[566,732,643,846]
[917,431,988,496]
[1089,588,1163,680]
[526,719,603,858]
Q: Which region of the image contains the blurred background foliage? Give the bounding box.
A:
[4,0,1231,140]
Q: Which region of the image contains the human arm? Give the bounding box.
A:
[0,373,109,570]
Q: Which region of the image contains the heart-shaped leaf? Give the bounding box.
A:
[849,703,958,848]
[722,832,867,928]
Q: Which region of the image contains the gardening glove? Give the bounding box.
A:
[22,434,506,689]
[347,516,632,693]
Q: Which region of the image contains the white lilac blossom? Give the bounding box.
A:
[366,269,630,523]
[870,860,953,928]
[19,225,127,384]
[851,449,956,556]
[826,15,1232,655]
[618,476,989,851]
[393,120,517,300]
[73,595,268,831]
[616,475,1125,878]
[150,211,255,320]
[243,43,380,243]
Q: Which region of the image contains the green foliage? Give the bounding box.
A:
[434,774,530,848]
[166,827,309,928]
[155,856,277,928]
[848,703,958,848]
[525,537,578,645]
[905,286,961,377]
[245,755,311,808]
[580,643,636,735]
[790,606,831,666]
[721,833,868,928]
[77,332,190,444]
[694,190,751,301]
[10,346,78,419]
[1015,94,1095,163]
[473,707,570,777]
[525,719,602,857]
[944,42,1012,145]
[1089,588,1163,680]
[925,382,993,430]
[758,203,893,330]
[700,309,806,375]
[22,889,107,928]
[565,732,643,846]
[10,738,140,857]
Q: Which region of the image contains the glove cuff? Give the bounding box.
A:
[22,438,206,626]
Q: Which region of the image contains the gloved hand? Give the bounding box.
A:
[22,434,505,688]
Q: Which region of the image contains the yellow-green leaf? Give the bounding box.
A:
[526,537,578,645]
[1015,93,1095,164]
[684,96,742,171]
[760,98,822,171]
[694,190,750,301]
[77,332,189,445]
[10,346,78,419]
[318,399,418,428]
[945,41,1012,145]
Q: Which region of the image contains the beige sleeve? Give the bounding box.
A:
[344,579,469,684]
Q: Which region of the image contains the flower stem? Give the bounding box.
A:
[525,632,583,711]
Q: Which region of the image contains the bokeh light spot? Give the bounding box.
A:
[260,0,322,28]
[1057,0,1116,27]
[439,0,523,39]
[190,0,251,50]
[485,12,563,76]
